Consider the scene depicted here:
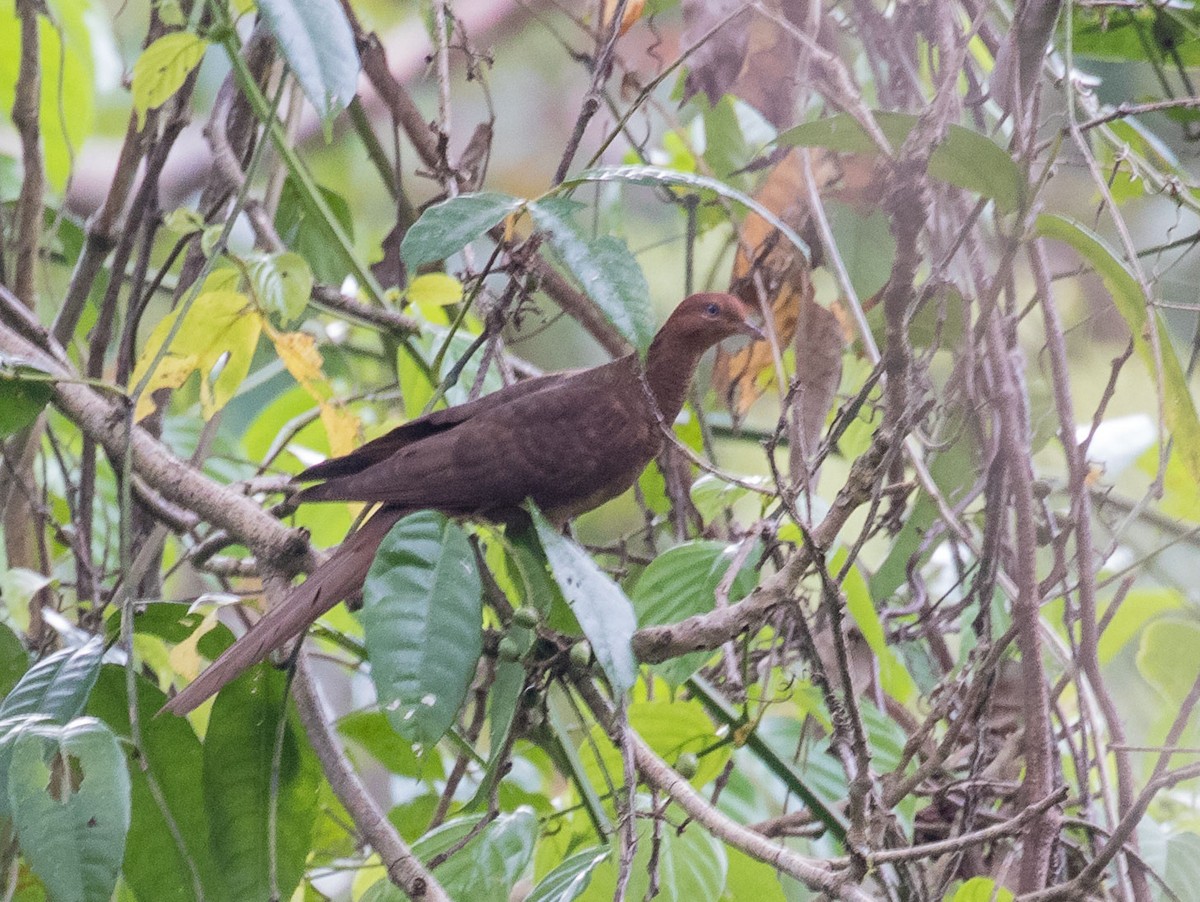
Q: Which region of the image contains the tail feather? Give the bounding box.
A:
[161,507,406,716]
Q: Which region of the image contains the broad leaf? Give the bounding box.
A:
[531,506,638,696]
[0,0,97,188]
[835,550,917,705]
[950,877,1015,902]
[9,718,130,902]
[88,667,225,902]
[632,541,759,686]
[360,511,483,747]
[0,622,28,699]
[131,32,208,130]
[249,251,313,325]
[1137,618,1200,705]
[0,363,52,437]
[560,166,812,268]
[1037,214,1200,483]
[529,197,655,350]
[578,816,727,902]
[526,846,609,902]
[257,0,359,122]
[0,636,104,723]
[581,697,731,797]
[202,665,321,902]
[416,808,537,902]
[777,112,1026,213]
[129,290,264,421]
[400,192,524,270]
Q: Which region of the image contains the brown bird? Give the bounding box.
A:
[163,293,762,715]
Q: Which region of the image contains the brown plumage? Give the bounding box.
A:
[162,293,761,715]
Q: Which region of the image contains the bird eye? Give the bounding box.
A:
[705,302,720,316]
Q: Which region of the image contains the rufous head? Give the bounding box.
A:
[658,292,765,350]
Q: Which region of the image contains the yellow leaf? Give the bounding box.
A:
[272,330,327,397]
[319,403,360,458]
[129,291,262,421]
[407,272,464,308]
[131,32,209,130]
[167,608,222,682]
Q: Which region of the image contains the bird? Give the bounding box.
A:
[162,292,763,715]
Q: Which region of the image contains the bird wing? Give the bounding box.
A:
[297,357,664,520]
[296,370,567,483]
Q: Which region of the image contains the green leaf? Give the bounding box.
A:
[407,272,465,309]
[581,697,730,795]
[0,363,53,437]
[0,0,97,189]
[1163,830,1200,902]
[202,665,321,902]
[276,178,355,284]
[1137,618,1200,705]
[530,505,638,696]
[0,622,28,700]
[9,718,130,902]
[526,846,609,902]
[0,636,103,723]
[561,166,812,270]
[468,653,525,809]
[689,679,848,842]
[256,0,359,123]
[824,200,895,300]
[632,541,759,686]
[529,197,655,350]
[249,251,314,325]
[338,710,428,778]
[578,816,727,902]
[87,667,225,902]
[950,877,1015,902]
[1098,588,1184,664]
[361,511,483,747]
[834,550,917,705]
[1037,214,1200,483]
[777,112,1026,214]
[400,192,524,270]
[415,807,537,902]
[721,847,785,902]
[131,32,208,130]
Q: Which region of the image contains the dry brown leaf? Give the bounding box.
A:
[714,149,843,426]
[600,0,646,36]
[680,0,752,106]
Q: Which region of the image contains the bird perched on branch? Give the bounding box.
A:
[163,293,763,715]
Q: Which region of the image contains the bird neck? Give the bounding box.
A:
[642,331,706,425]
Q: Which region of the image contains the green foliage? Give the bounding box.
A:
[8,0,1200,896]
[131,32,207,130]
[400,192,525,270]
[529,197,655,350]
[0,362,52,438]
[778,112,1026,213]
[531,505,638,696]
[255,0,359,124]
[87,668,225,902]
[8,718,130,902]
[361,512,483,747]
[202,665,321,901]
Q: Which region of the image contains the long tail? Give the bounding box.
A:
[161,507,407,716]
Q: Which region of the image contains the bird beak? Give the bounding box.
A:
[737,319,767,342]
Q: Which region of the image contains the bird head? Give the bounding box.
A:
[662,292,766,350]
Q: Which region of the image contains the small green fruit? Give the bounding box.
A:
[675,752,699,779]
[513,606,540,629]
